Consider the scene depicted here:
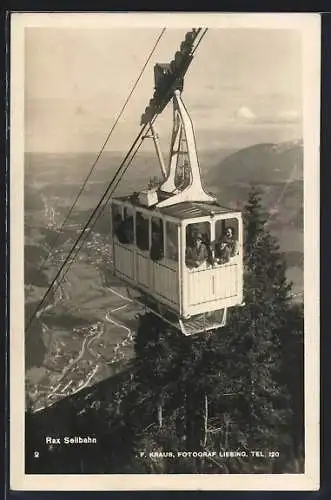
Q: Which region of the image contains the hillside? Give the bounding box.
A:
[203,140,304,296]
[204,140,303,234]
[206,139,303,186]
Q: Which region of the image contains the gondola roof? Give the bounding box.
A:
[114,191,239,220]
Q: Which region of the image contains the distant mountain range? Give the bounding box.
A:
[201,140,303,238]
[25,139,303,185]
[25,139,304,227]
[206,139,303,187]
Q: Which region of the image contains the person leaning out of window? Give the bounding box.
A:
[185,232,209,268]
[214,226,239,264]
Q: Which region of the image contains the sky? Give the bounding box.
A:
[24,26,303,153]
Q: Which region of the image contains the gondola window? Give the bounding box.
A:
[165,221,178,262]
[136,211,149,251]
[151,217,164,261]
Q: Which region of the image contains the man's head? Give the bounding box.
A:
[194,232,203,248]
[225,227,234,238]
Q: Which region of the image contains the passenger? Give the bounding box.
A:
[215,226,239,263]
[185,232,209,268]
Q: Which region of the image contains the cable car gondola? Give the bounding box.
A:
[110,33,244,336]
[25,29,243,339]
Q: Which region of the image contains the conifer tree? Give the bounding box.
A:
[126,185,304,473]
[277,301,304,467]
[134,313,179,428]
[216,186,301,470]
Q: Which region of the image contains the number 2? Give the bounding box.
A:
[33,451,39,458]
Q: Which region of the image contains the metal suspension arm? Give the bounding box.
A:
[149,122,167,179]
[157,90,216,208]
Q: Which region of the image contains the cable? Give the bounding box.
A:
[192,28,208,56]
[37,28,166,274]
[27,28,206,332]
[25,121,152,333]
[27,28,204,330]
[42,130,148,311]
[56,121,151,289]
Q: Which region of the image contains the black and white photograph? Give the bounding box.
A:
[10,12,320,490]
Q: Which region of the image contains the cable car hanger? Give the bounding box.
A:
[138,28,215,208]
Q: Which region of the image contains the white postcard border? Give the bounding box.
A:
[10,12,320,491]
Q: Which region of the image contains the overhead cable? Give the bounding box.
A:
[36,28,166,274]
[26,28,207,333]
